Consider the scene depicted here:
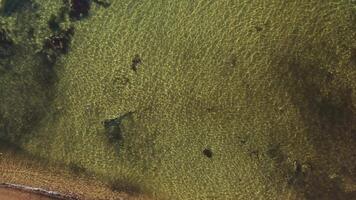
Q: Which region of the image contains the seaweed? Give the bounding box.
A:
[103,112,134,145]
[44,27,74,55]
[48,15,61,32]
[69,0,91,20]
[0,28,14,59]
[0,1,75,143]
[37,26,74,85]
[0,0,37,16]
[131,54,142,72]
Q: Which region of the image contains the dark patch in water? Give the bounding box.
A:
[0,0,36,16]
[69,0,91,20]
[103,112,134,144]
[36,27,74,85]
[248,149,259,159]
[27,27,35,38]
[255,26,263,32]
[131,54,142,72]
[93,0,111,8]
[272,48,356,199]
[226,54,237,68]
[266,143,285,164]
[296,171,356,200]
[68,162,87,175]
[287,160,304,186]
[44,27,74,55]
[49,4,72,32]
[350,48,356,66]
[109,178,143,195]
[48,15,61,32]
[203,148,213,158]
[0,29,15,59]
[274,57,354,139]
[0,0,76,145]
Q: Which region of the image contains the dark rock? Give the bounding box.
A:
[44,27,75,55]
[69,0,91,20]
[203,148,213,158]
[103,112,134,144]
[255,26,263,32]
[131,54,142,72]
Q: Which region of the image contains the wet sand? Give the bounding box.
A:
[0,183,80,200]
[0,188,54,200]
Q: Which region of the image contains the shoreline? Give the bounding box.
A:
[0,183,80,200]
[0,148,153,200]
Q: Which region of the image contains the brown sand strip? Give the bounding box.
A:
[0,183,80,200]
[0,187,53,200]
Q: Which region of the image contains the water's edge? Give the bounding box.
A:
[0,183,81,200]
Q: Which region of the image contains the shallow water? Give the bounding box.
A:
[0,0,355,200]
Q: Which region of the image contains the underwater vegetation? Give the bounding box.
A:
[0,0,356,199]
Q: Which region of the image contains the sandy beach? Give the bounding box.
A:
[0,187,53,200]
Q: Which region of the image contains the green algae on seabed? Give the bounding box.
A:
[0,0,34,16]
[1,0,356,200]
